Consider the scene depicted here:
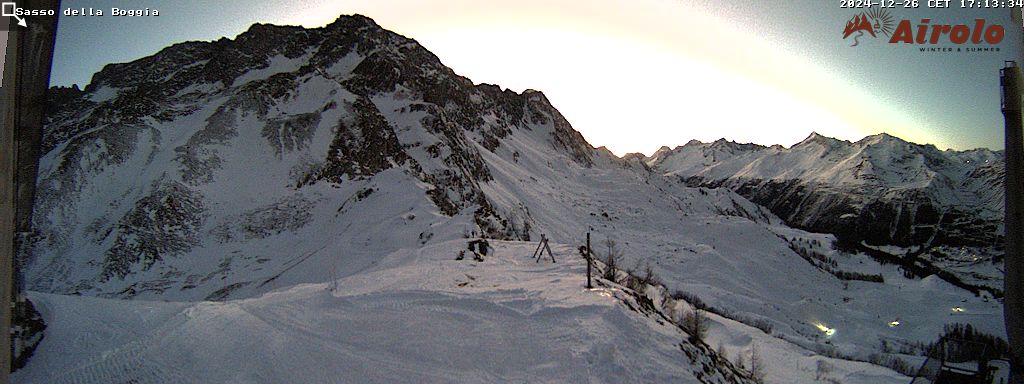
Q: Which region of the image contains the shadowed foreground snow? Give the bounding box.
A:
[15,240,908,383]
[17,241,692,383]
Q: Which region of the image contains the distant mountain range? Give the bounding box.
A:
[648,132,1003,250]
[647,132,1005,295]
[17,14,1006,383]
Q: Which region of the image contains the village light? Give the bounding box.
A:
[815,323,836,337]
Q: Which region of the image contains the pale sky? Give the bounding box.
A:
[37,1,1024,155]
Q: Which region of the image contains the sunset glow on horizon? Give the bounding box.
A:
[50,0,1019,155]
[268,0,948,155]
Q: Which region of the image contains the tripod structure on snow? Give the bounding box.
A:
[532,234,556,263]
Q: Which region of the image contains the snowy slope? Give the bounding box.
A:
[21,14,1007,383]
[16,241,761,384]
[648,133,1006,293]
[29,16,593,300]
[648,133,1003,248]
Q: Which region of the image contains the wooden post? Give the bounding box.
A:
[1002,61,1024,384]
[586,232,592,289]
[532,236,544,262]
[535,235,548,263]
[2,2,61,379]
[0,35,18,384]
[544,238,555,263]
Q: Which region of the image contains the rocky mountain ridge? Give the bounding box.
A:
[17,15,1008,383]
[31,15,597,297]
[648,132,1005,293]
[29,14,762,301]
[648,132,1004,250]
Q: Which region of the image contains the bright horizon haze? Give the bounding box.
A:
[42,0,1024,155]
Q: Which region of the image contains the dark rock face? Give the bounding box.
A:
[175,106,238,186]
[311,96,410,182]
[211,196,316,242]
[529,91,593,167]
[705,177,999,248]
[657,135,1004,250]
[11,297,45,372]
[263,112,321,156]
[101,181,205,281]
[31,14,597,294]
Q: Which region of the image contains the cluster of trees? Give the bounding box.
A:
[786,237,885,284]
[925,323,1009,363]
[599,239,660,291]
[592,236,1007,384]
[595,238,767,383]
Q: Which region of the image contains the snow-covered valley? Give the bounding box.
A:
[17,14,1008,383]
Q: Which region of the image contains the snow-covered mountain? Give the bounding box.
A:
[18,14,1005,383]
[648,133,1003,249]
[647,133,1006,294]
[31,15,596,299]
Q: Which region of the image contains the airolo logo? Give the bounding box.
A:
[843,8,1006,47]
[843,8,895,46]
[888,19,1004,45]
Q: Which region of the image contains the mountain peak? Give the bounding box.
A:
[858,132,905,146]
[801,131,825,141]
[650,145,674,157]
[523,89,548,99]
[795,131,843,148]
[38,11,606,298]
[622,152,647,161]
[324,14,382,30]
[707,138,765,153]
[707,138,737,150]
[240,22,297,36]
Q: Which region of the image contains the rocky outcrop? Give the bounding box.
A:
[28,14,596,297]
[653,133,1004,249]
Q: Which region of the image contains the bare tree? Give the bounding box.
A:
[326,259,339,293]
[602,239,620,283]
[660,293,676,316]
[640,262,659,286]
[815,360,833,381]
[750,343,767,384]
[683,309,709,343]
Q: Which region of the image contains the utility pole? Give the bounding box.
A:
[1,1,61,381]
[1001,60,1024,384]
[586,232,592,289]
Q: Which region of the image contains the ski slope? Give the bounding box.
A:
[15,240,908,384]
[18,241,717,383]
[24,15,1007,383]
